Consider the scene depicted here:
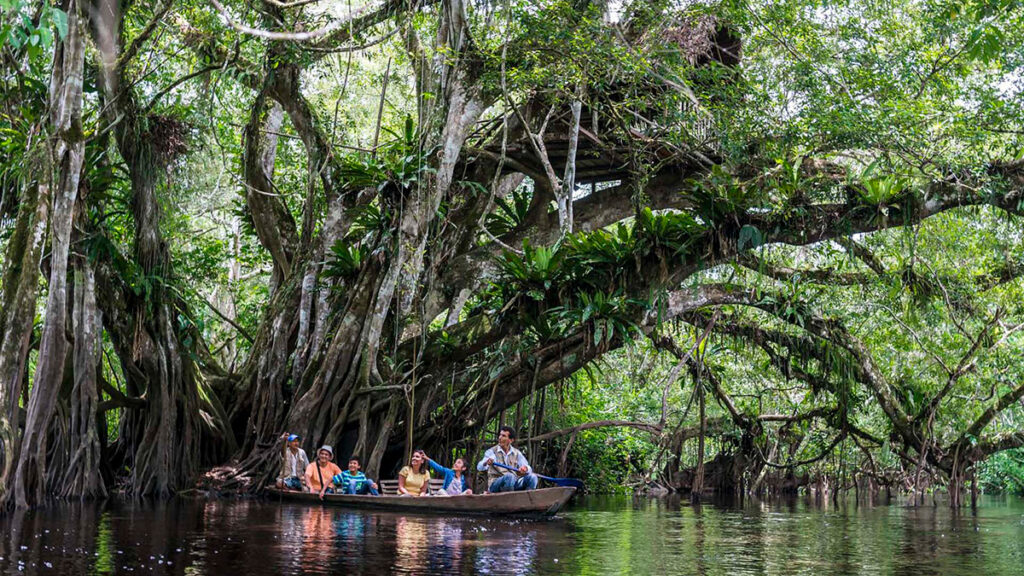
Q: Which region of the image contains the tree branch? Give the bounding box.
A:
[209,0,378,42]
[736,252,873,285]
[916,309,1003,421]
[117,0,175,70]
[144,63,222,112]
[195,292,255,343]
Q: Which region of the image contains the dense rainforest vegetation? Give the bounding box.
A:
[1,0,1022,509]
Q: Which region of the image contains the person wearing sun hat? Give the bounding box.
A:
[276,432,309,491]
[304,444,343,499]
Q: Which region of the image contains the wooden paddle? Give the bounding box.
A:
[491,462,585,490]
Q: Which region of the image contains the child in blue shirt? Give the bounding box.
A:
[424,453,473,495]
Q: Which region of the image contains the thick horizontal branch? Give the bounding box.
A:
[739,250,1024,293]
[956,379,1024,454]
[749,168,1024,249]
[504,170,697,248]
[758,407,837,423]
[736,252,873,286]
[99,375,147,411]
[209,0,378,41]
[973,431,1024,458]
[761,431,848,469]
[836,237,886,276]
[314,0,427,51]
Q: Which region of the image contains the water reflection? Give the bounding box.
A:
[472,525,537,575]
[430,519,466,572]
[300,506,335,571]
[0,495,1022,575]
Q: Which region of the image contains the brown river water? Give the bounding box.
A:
[1,494,1022,575]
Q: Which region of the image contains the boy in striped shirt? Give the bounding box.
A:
[333,456,379,495]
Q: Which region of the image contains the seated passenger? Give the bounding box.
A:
[276,433,309,491]
[397,449,431,496]
[305,445,343,500]
[333,456,379,495]
[477,426,538,493]
[423,453,473,496]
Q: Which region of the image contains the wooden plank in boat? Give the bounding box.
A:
[266,486,576,517]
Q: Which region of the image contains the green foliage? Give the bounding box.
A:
[0,61,47,219]
[634,207,705,256]
[347,202,393,243]
[325,241,368,280]
[568,291,645,347]
[534,346,672,493]
[1,1,67,61]
[488,209,710,343]
[737,224,763,251]
[338,116,432,191]
[499,241,565,297]
[856,175,911,206]
[978,449,1024,495]
[321,201,394,290]
[497,209,706,296]
[484,185,532,237]
[561,224,636,289]
[689,166,767,225]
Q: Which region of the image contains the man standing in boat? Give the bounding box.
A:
[477,426,539,493]
[276,433,309,491]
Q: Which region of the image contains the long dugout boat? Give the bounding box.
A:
[266,486,576,517]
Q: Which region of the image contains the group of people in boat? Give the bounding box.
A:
[275,425,539,499]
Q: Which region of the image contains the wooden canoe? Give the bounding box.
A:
[266,486,576,517]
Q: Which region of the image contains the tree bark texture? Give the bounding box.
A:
[9,0,87,508]
[0,179,49,505]
[56,256,107,500]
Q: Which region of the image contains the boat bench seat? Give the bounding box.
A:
[378,478,446,495]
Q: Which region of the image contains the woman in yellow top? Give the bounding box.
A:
[398,449,431,496]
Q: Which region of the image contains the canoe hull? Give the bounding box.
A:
[266,486,576,517]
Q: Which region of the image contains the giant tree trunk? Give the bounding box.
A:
[279,42,484,474]
[220,0,489,489]
[9,0,87,508]
[106,123,204,497]
[216,74,344,482]
[0,179,49,505]
[87,1,222,497]
[56,255,107,499]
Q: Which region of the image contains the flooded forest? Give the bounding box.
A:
[1,0,1023,514]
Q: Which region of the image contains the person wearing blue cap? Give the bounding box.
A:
[276,432,309,491]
